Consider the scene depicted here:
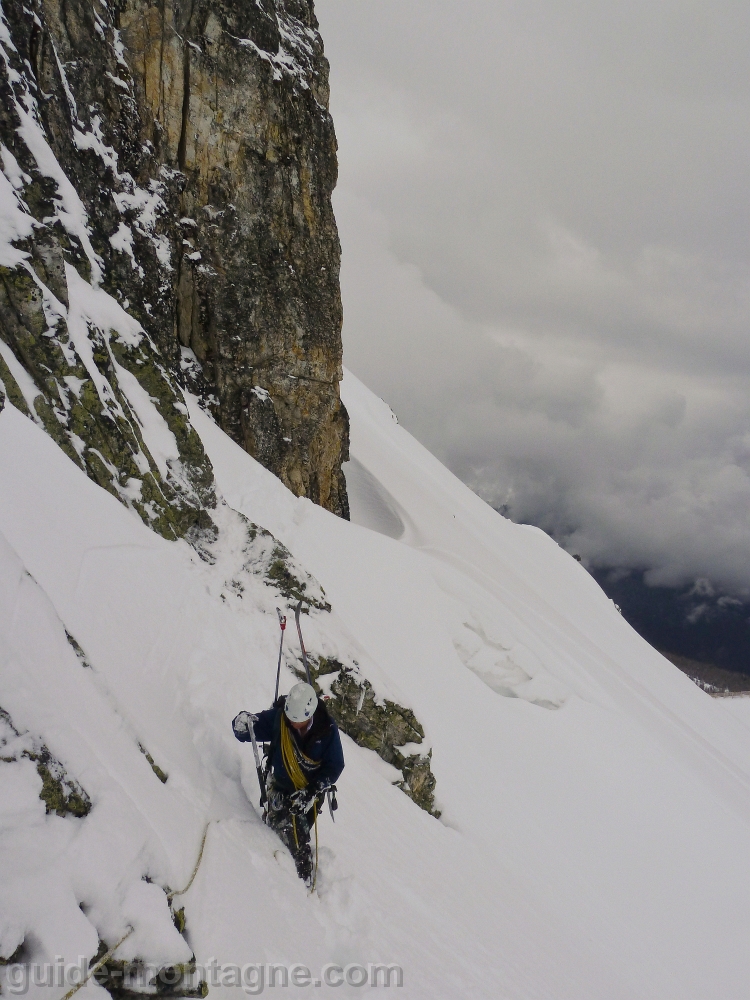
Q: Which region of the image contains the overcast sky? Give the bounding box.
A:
[315,0,750,597]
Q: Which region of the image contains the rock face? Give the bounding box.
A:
[0,0,349,523]
[120,0,349,515]
[300,655,441,817]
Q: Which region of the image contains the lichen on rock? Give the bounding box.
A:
[65,630,93,668]
[301,658,440,817]
[90,940,207,999]
[33,749,92,818]
[212,509,330,610]
[0,0,349,534]
[139,743,169,785]
[0,11,219,540]
[0,707,92,818]
[264,543,331,609]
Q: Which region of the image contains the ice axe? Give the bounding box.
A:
[247,715,266,807]
[273,607,287,703]
[295,599,312,685]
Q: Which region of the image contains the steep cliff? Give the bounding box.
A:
[0,0,348,528]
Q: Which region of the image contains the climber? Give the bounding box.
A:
[232,682,344,884]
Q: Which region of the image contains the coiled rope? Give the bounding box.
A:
[280,715,318,790]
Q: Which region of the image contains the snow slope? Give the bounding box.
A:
[2,371,750,999]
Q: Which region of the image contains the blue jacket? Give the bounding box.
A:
[233,698,345,794]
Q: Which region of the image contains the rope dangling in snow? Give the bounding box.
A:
[59,926,135,1000]
[167,821,211,902]
[56,822,211,1000]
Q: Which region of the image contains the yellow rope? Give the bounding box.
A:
[310,802,319,894]
[280,717,321,891]
[58,823,210,1000]
[280,715,314,790]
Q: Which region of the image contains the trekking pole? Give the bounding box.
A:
[247,715,267,807]
[273,607,287,703]
[295,599,312,685]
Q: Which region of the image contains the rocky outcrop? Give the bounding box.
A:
[301,655,441,817]
[91,945,207,1000]
[0,0,349,525]
[0,707,91,818]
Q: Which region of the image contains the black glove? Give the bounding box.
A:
[315,781,337,815]
[232,711,257,737]
[289,788,315,816]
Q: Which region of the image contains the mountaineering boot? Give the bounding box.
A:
[265,784,313,884]
[293,845,313,885]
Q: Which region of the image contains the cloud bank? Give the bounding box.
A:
[316,0,750,596]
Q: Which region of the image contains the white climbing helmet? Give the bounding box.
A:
[285,682,318,724]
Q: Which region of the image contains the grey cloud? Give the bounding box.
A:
[316,0,750,596]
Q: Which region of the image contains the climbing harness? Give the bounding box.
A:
[273,607,287,703]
